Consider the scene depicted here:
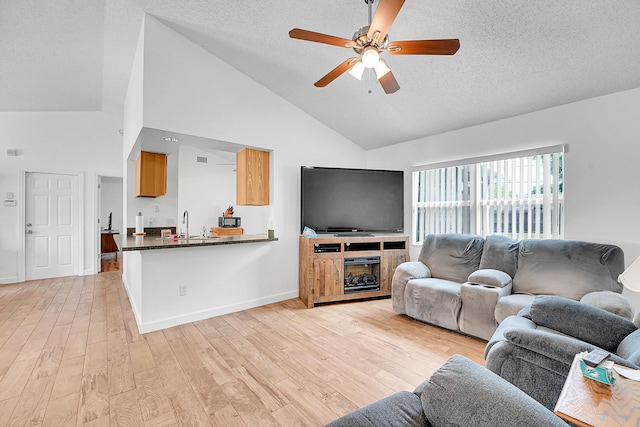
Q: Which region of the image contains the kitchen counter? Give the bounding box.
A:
[121,231,284,334]
[119,233,277,251]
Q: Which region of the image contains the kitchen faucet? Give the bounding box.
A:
[182,210,189,238]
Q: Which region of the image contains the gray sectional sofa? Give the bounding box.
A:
[392,233,630,340]
[326,354,569,426]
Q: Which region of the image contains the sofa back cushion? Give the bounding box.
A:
[512,239,624,300]
[479,234,519,278]
[418,234,484,283]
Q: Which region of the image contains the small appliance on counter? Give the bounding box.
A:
[218,216,241,228]
[211,225,244,236]
[134,211,146,236]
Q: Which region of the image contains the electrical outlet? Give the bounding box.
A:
[154,205,159,213]
[179,285,188,296]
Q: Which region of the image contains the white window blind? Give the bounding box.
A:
[413,147,564,244]
[414,165,472,237]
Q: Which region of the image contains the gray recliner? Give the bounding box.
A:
[326,354,568,426]
[485,295,640,409]
[392,233,485,332]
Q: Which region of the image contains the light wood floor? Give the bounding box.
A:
[100,252,122,273]
[0,273,486,426]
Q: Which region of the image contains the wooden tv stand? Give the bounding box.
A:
[299,235,409,308]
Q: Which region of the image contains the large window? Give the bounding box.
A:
[413,146,564,244]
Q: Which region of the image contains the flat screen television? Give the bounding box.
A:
[301,166,404,235]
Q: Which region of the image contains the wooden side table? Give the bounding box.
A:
[101,231,120,255]
[553,353,640,426]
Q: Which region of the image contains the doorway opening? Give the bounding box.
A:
[98,176,123,273]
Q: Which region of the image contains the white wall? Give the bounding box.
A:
[177,145,237,235]
[0,112,123,283]
[367,87,640,310]
[121,15,366,324]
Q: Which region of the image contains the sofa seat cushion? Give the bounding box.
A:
[418,234,484,283]
[405,278,462,331]
[512,239,624,300]
[421,355,568,427]
[580,291,633,320]
[495,294,535,323]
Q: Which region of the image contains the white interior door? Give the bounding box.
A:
[26,172,80,280]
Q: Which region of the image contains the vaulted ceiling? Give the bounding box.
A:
[2,0,639,150]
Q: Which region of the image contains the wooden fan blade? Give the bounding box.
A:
[314,58,358,87]
[387,39,460,55]
[367,0,405,43]
[379,70,400,94]
[289,28,355,48]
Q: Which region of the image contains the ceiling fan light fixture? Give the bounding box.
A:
[348,60,365,80]
[361,46,379,68]
[374,59,391,79]
[289,0,460,94]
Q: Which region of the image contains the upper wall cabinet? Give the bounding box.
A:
[236,148,270,206]
[135,151,167,197]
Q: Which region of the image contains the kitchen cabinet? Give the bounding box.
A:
[135,151,167,197]
[236,148,269,205]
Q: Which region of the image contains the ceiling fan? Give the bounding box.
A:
[289,0,460,94]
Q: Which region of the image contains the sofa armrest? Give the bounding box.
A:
[392,262,431,314]
[420,355,568,427]
[459,282,513,340]
[467,268,512,288]
[503,328,598,366]
[504,328,636,369]
[484,315,537,358]
[530,296,637,352]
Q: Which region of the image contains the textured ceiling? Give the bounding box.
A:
[1,0,639,150]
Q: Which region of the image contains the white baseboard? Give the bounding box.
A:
[121,274,144,330]
[0,276,19,285]
[134,290,299,334]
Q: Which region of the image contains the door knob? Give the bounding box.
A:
[26,223,32,227]
[27,230,33,234]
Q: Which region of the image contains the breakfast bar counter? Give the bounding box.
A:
[120,234,277,251]
[121,231,283,334]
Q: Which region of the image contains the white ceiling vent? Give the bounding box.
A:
[196,156,208,163]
